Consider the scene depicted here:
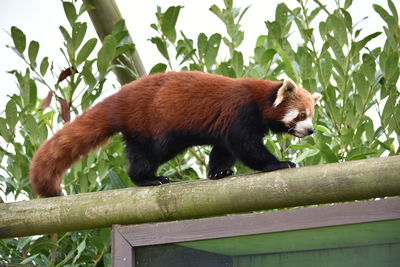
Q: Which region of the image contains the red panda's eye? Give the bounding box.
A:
[300,113,307,120]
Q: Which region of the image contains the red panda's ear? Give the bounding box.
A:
[312,92,322,104]
[273,79,298,107]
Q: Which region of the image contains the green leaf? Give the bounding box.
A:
[115,43,135,58]
[353,72,369,102]
[59,25,71,43]
[204,33,221,69]
[76,38,97,66]
[216,62,235,78]
[40,57,49,76]
[387,0,398,23]
[97,35,116,77]
[150,63,167,74]
[344,0,353,9]
[11,26,26,55]
[315,125,333,135]
[150,37,169,60]
[72,239,86,264]
[319,143,339,163]
[326,34,346,68]
[20,254,39,265]
[108,170,125,189]
[0,118,10,142]
[232,51,244,77]
[294,148,320,164]
[374,4,397,30]
[72,22,87,50]
[161,6,183,43]
[28,41,39,66]
[17,237,31,251]
[82,63,96,88]
[63,1,78,26]
[112,19,126,35]
[380,51,399,81]
[360,53,376,82]
[209,5,223,21]
[197,33,208,60]
[346,146,377,161]
[25,114,39,144]
[6,100,18,132]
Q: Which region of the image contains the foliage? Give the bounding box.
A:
[1,1,133,265]
[0,0,399,265]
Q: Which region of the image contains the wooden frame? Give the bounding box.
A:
[112,198,400,266]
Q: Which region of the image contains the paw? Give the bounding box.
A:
[157,176,171,184]
[263,161,297,172]
[208,169,234,180]
[135,176,170,186]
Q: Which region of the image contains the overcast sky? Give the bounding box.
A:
[0,0,387,110]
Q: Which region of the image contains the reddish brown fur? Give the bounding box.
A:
[30,71,303,197]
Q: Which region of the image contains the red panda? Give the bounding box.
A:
[30,71,321,197]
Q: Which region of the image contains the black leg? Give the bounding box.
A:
[227,103,296,172]
[208,145,236,179]
[228,135,283,171]
[123,134,170,186]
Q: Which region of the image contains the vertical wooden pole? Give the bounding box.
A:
[83,0,147,84]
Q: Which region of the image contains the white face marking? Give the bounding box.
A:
[306,108,311,116]
[282,109,299,125]
[294,118,313,137]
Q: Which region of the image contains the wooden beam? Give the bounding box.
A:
[1,156,400,238]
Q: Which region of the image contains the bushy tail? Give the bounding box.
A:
[30,102,117,197]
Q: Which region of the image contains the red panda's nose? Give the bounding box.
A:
[307,128,314,135]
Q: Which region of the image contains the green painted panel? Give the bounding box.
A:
[233,243,400,267]
[178,220,400,256]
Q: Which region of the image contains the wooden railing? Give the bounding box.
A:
[1,156,399,238]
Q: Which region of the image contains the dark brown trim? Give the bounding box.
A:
[116,198,400,247]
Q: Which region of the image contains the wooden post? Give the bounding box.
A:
[1,156,400,238]
[83,0,147,84]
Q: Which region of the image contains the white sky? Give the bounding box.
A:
[0,0,387,110]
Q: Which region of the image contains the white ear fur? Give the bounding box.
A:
[273,79,298,107]
[312,92,322,104]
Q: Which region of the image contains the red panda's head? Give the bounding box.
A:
[273,79,321,138]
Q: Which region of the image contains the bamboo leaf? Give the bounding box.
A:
[63,1,78,26]
[232,51,244,77]
[6,100,18,132]
[76,38,97,66]
[39,57,49,76]
[294,148,319,164]
[353,72,369,102]
[11,26,26,55]
[344,0,353,9]
[149,63,167,74]
[197,33,208,59]
[150,37,169,60]
[326,34,346,68]
[319,143,339,163]
[20,254,39,265]
[387,0,398,23]
[28,41,39,67]
[347,146,377,161]
[204,33,221,69]
[161,6,183,43]
[82,63,96,88]
[97,35,117,76]
[72,22,87,50]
